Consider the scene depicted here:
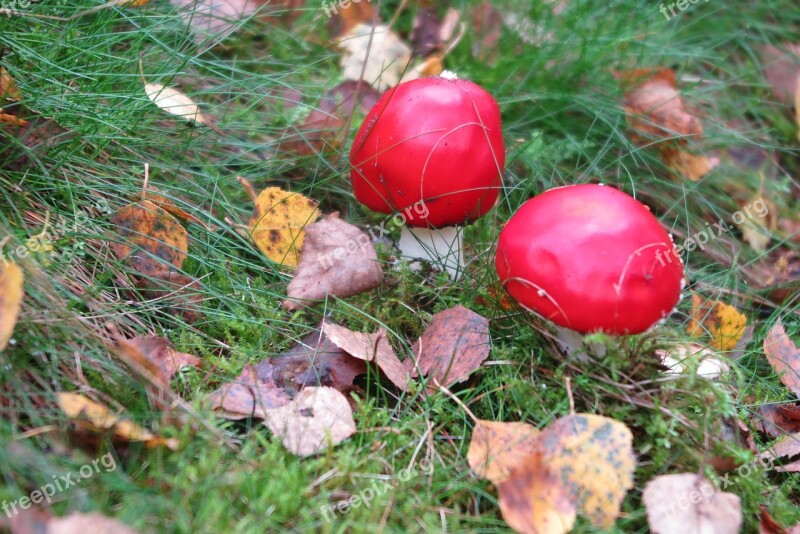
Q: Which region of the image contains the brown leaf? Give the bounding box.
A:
[247,186,320,267]
[759,432,800,463]
[0,67,22,101]
[710,417,757,474]
[57,392,178,450]
[411,305,490,387]
[118,336,201,387]
[209,327,366,419]
[469,1,503,64]
[759,44,800,106]
[328,0,376,37]
[11,510,140,534]
[110,200,189,275]
[775,460,800,473]
[498,452,577,534]
[410,6,447,57]
[264,386,356,456]
[142,186,213,231]
[283,214,384,309]
[643,473,742,534]
[467,419,540,484]
[764,319,800,398]
[757,403,800,438]
[0,261,24,351]
[321,322,410,391]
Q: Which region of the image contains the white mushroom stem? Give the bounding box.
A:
[398,225,464,280]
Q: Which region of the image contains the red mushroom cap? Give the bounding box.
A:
[495,184,684,335]
[349,77,505,228]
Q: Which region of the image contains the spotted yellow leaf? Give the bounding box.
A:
[0,260,23,351]
[247,187,320,267]
[687,294,747,351]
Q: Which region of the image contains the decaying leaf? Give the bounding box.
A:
[622,68,718,181]
[710,417,757,474]
[110,200,189,275]
[338,24,412,91]
[142,186,213,230]
[410,305,490,387]
[281,81,380,155]
[0,67,22,101]
[735,195,775,252]
[144,83,210,126]
[643,473,742,534]
[246,185,320,267]
[467,419,540,484]
[656,342,730,379]
[758,44,800,107]
[328,0,376,37]
[759,432,800,463]
[764,319,800,398]
[498,453,577,534]
[0,260,23,351]
[118,336,201,387]
[57,392,178,450]
[264,386,356,456]
[209,327,366,419]
[469,1,503,64]
[756,403,800,438]
[283,214,383,309]
[686,294,747,351]
[410,6,459,58]
[11,509,140,534]
[322,322,409,391]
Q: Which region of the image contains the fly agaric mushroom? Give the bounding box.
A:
[349,75,505,279]
[495,184,684,335]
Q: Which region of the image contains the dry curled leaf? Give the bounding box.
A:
[410,305,490,387]
[764,319,800,398]
[756,403,800,438]
[467,419,541,484]
[322,322,409,391]
[144,83,210,126]
[11,509,140,534]
[57,392,178,450]
[0,260,23,351]
[338,24,412,91]
[759,431,800,463]
[643,473,742,534]
[686,294,747,351]
[110,200,189,275]
[118,336,201,387]
[283,214,383,309]
[246,185,320,267]
[758,44,800,107]
[209,361,292,420]
[264,386,356,456]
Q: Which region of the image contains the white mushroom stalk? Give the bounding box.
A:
[398,225,464,280]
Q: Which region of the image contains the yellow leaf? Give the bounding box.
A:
[0,113,27,127]
[662,148,719,182]
[57,392,178,449]
[0,260,23,351]
[734,195,775,252]
[144,83,209,126]
[687,294,747,351]
[247,187,320,267]
[0,67,21,101]
[110,200,189,275]
[467,419,541,484]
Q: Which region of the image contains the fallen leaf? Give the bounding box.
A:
[144,83,210,126]
[735,195,776,252]
[0,260,23,351]
[11,509,140,534]
[338,24,412,91]
[264,386,356,456]
[281,80,381,156]
[469,1,503,64]
[246,185,320,267]
[142,186,213,230]
[321,322,409,391]
[686,294,747,351]
[283,214,383,309]
[756,403,800,438]
[498,452,577,534]
[758,44,800,106]
[622,68,717,181]
[764,319,800,398]
[134,270,203,324]
[410,6,452,58]
[328,0,375,37]
[118,336,201,387]
[759,432,800,462]
[657,342,730,379]
[57,392,178,450]
[710,417,757,474]
[0,67,22,101]
[110,200,189,275]
[209,327,366,419]
[169,0,260,40]
[750,250,800,304]
[643,473,742,534]
[760,506,787,534]
[0,112,27,127]
[467,419,540,484]
[775,460,800,473]
[410,305,490,387]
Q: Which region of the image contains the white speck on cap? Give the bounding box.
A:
[439,70,458,80]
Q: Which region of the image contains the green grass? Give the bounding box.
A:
[1,0,800,532]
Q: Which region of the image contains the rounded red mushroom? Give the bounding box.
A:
[349,76,505,228]
[495,184,684,335]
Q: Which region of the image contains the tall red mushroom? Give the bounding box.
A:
[350,74,505,279]
[495,184,684,335]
